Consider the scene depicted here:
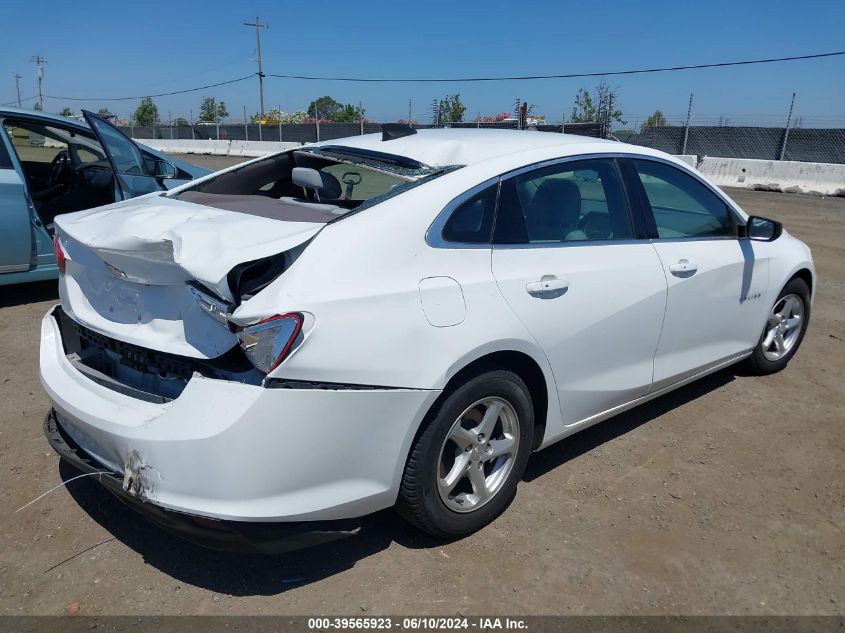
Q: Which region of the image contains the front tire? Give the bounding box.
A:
[397,369,534,538]
[744,277,810,375]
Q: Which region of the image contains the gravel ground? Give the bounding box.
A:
[0,166,842,615]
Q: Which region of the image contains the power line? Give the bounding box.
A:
[43,74,255,102]
[1,94,36,107]
[19,49,844,105]
[266,50,845,82]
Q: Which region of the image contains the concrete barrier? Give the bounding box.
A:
[137,139,194,155]
[674,155,698,168]
[228,140,300,157]
[135,138,300,157]
[696,157,845,196]
[133,141,845,195]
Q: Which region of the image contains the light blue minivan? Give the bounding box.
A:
[0,108,209,286]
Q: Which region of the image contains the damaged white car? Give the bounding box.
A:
[40,125,815,552]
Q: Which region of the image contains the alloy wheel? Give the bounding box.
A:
[761,293,804,361]
[436,397,520,513]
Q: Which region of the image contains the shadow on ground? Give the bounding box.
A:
[0,280,59,308]
[58,368,737,596]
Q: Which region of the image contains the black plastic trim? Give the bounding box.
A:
[0,125,13,170]
[265,378,405,390]
[617,157,658,239]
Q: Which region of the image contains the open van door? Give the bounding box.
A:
[81,110,178,200]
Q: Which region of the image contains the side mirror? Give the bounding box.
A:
[154,160,178,179]
[574,169,599,182]
[745,216,783,242]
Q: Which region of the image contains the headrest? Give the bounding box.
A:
[292,167,342,200]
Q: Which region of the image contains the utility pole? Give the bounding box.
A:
[30,55,46,110]
[681,93,693,155]
[243,16,269,120]
[14,73,22,107]
[779,92,796,161]
[408,97,412,125]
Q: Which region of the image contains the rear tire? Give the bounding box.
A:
[396,369,534,538]
[744,277,810,375]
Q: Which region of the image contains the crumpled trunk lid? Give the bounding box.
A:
[55,193,323,359]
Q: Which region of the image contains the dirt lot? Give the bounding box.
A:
[0,171,843,615]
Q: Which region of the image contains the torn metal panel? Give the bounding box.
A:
[55,193,323,301]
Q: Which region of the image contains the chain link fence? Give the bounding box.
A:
[119,120,608,144]
[118,120,845,164]
[622,126,845,164]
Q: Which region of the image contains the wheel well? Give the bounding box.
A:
[439,351,549,450]
[789,268,813,297]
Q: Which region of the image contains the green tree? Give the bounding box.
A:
[59,106,74,117]
[333,103,366,123]
[133,97,159,126]
[217,101,229,122]
[97,107,114,120]
[570,89,597,123]
[199,96,228,123]
[570,81,624,128]
[438,94,466,124]
[642,110,667,129]
[307,96,344,120]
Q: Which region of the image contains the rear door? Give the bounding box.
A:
[0,125,34,273]
[491,157,667,426]
[625,158,769,389]
[82,110,164,199]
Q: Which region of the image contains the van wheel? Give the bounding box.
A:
[397,369,534,538]
[744,277,810,375]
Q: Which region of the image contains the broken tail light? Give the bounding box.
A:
[54,235,67,275]
[235,313,303,374]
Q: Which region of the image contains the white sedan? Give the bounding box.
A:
[40,126,814,552]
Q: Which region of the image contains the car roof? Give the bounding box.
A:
[0,106,90,130]
[308,127,623,167]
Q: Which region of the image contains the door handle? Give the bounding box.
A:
[526,276,569,297]
[668,259,698,276]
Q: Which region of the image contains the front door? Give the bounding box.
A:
[82,110,164,199]
[491,158,667,426]
[626,158,770,388]
[0,128,34,273]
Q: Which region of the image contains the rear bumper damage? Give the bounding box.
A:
[44,410,360,554]
[39,306,440,549]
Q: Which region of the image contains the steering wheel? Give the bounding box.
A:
[341,171,363,200]
[576,212,608,240]
[47,150,72,189]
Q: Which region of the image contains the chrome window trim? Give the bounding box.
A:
[425,177,500,249]
[426,151,746,250]
[493,238,649,251]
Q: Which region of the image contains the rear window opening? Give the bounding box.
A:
[54,306,261,402]
[174,146,459,223]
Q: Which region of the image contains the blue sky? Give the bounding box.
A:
[2,0,844,127]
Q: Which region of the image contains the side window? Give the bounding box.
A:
[86,115,149,176]
[494,158,633,245]
[442,183,498,244]
[3,122,68,167]
[633,159,733,238]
